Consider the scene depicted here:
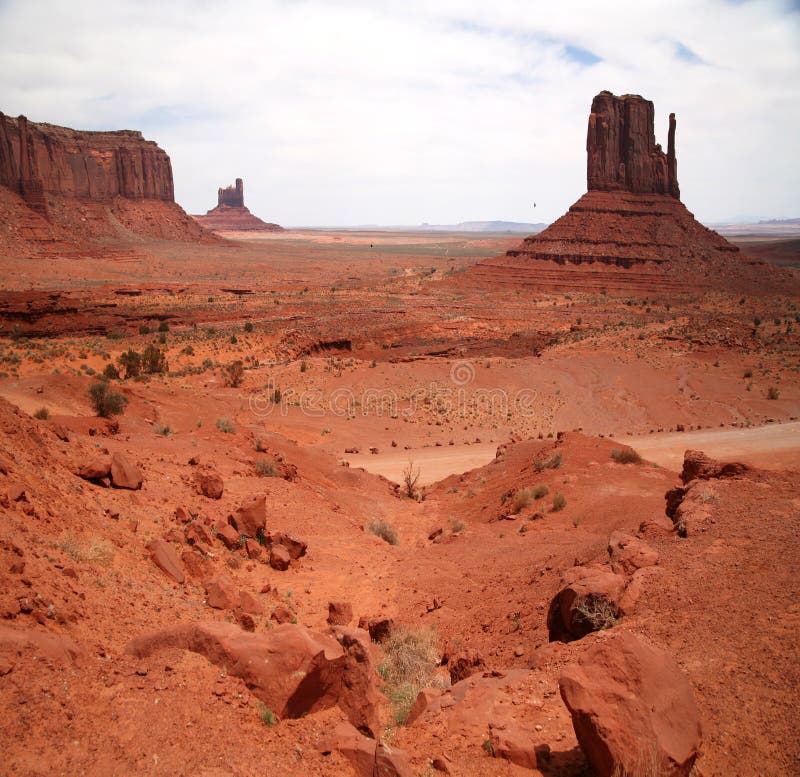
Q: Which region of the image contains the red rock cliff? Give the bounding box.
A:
[586,91,679,199]
[0,112,175,214]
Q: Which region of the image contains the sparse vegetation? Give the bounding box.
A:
[368,519,399,545]
[153,423,172,437]
[533,484,549,499]
[255,458,279,477]
[575,594,618,631]
[510,486,537,514]
[244,322,254,333]
[33,407,50,420]
[402,460,421,499]
[611,448,642,464]
[449,516,465,534]
[88,382,128,418]
[103,363,120,380]
[117,348,142,379]
[534,451,562,472]
[378,626,442,724]
[223,360,244,388]
[215,417,236,434]
[767,386,780,400]
[141,343,168,374]
[552,492,567,512]
[258,702,276,726]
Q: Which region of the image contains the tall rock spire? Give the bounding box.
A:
[586,91,679,198]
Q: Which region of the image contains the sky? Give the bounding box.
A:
[0,0,798,226]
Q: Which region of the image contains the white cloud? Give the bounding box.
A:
[0,0,798,224]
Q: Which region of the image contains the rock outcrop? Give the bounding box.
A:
[459,91,786,293]
[587,92,679,198]
[560,632,702,777]
[193,177,284,232]
[0,110,215,252]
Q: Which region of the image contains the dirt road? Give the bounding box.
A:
[344,422,800,485]
[626,421,800,472]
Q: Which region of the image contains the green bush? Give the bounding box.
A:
[117,349,142,379]
[88,382,127,418]
[258,702,276,726]
[103,363,120,380]
[142,344,168,374]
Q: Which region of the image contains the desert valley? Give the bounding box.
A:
[1,40,799,777]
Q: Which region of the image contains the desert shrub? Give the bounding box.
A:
[255,457,279,477]
[230,334,238,345]
[300,360,307,373]
[142,344,168,374]
[158,321,169,333]
[223,360,244,388]
[59,533,115,566]
[611,448,642,464]
[33,407,50,420]
[368,519,398,546]
[743,369,753,378]
[511,487,536,514]
[257,702,276,726]
[449,516,465,534]
[378,626,442,724]
[103,363,120,380]
[767,386,780,400]
[575,594,618,631]
[153,423,171,437]
[117,349,142,379]
[534,451,562,472]
[182,344,195,356]
[402,460,421,499]
[216,417,236,434]
[552,492,567,512]
[244,322,254,333]
[88,382,127,418]
[271,387,282,404]
[533,484,549,499]
[138,324,151,335]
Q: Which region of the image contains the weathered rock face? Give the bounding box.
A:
[0,113,174,211]
[218,178,244,207]
[193,177,284,232]
[559,632,702,777]
[0,110,217,252]
[458,90,786,294]
[587,91,679,198]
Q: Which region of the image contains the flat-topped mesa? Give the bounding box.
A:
[218,178,245,208]
[587,91,680,199]
[0,112,174,215]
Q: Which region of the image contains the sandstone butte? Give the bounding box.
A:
[0,111,215,254]
[461,90,785,294]
[192,177,283,232]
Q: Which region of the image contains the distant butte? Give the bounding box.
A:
[462,91,788,293]
[193,178,283,232]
